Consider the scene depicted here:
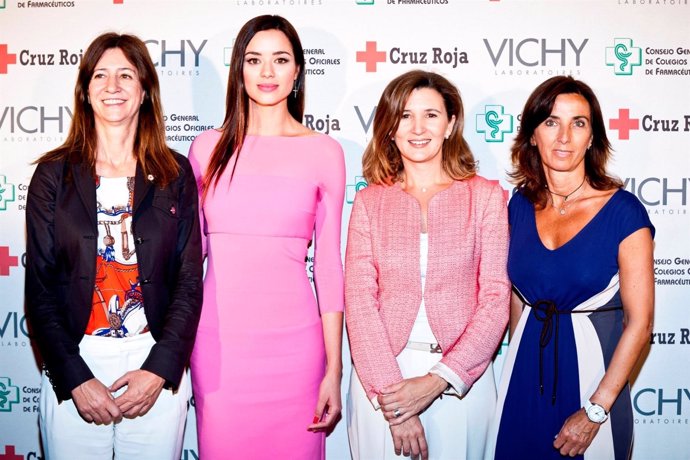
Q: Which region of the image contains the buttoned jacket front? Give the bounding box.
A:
[25,153,203,401]
[345,175,510,400]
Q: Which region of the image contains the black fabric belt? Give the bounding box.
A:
[515,287,622,405]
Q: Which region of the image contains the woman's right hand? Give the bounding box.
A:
[379,373,447,426]
[71,378,122,425]
[389,415,428,459]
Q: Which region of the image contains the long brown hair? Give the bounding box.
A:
[510,76,622,208]
[36,32,179,186]
[202,15,306,200]
[362,70,476,185]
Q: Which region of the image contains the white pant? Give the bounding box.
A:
[39,332,191,460]
[347,346,497,460]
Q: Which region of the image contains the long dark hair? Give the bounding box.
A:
[36,32,179,186]
[510,76,622,208]
[202,15,305,200]
[362,70,476,185]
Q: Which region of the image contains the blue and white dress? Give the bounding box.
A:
[485,189,654,460]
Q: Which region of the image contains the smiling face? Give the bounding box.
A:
[87,47,145,129]
[394,87,456,169]
[532,93,593,176]
[242,29,299,110]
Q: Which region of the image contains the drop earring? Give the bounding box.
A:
[292,80,299,97]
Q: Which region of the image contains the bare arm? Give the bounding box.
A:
[554,227,654,456]
[590,227,654,409]
[308,311,343,431]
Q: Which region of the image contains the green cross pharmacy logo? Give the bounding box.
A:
[0,377,20,412]
[606,38,642,76]
[476,105,513,143]
[0,176,16,211]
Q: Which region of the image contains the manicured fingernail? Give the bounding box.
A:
[312,415,320,424]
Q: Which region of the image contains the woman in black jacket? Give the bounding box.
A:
[25,32,202,460]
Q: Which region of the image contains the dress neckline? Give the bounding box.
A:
[245,133,324,140]
[533,188,622,252]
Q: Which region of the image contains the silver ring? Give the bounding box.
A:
[393,408,402,418]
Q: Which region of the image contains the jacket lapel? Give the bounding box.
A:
[71,163,98,233]
[133,164,153,215]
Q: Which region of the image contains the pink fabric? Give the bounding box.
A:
[345,177,510,401]
[188,130,345,459]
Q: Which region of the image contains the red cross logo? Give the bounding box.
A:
[0,45,17,75]
[609,108,639,140]
[0,446,23,460]
[356,41,386,73]
[0,246,19,276]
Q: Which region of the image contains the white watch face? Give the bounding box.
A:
[587,403,607,423]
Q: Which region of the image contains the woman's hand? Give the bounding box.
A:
[390,415,428,459]
[110,369,165,418]
[378,373,447,426]
[553,409,601,457]
[71,378,122,425]
[308,369,342,432]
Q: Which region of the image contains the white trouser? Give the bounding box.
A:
[39,332,191,460]
[347,346,497,460]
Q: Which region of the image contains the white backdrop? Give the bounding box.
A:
[1,1,689,459]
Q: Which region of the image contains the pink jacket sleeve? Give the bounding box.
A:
[434,181,510,389]
[345,191,404,401]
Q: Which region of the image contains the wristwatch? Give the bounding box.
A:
[584,399,608,424]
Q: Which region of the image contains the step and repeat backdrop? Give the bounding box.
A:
[1,1,689,459]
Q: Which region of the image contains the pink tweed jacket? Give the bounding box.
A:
[345,175,510,400]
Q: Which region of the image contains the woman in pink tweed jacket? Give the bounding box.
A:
[345,70,510,460]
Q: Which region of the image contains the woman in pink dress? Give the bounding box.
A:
[188,15,345,459]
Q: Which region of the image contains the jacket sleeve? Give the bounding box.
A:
[345,192,403,405]
[25,161,95,399]
[187,136,208,259]
[432,182,510,392]
[140,156,203,388]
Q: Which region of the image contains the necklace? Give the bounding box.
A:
[546,178,587,215]
[398,175,448,194]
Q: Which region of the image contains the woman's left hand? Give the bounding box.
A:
[378,374,447,426]
[307,370,342,432]
[110,369,165,418]
[553,409,601,457]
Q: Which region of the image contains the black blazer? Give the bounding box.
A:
[25,152,203,401]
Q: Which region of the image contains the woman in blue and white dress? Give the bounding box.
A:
[485,76,654,460]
